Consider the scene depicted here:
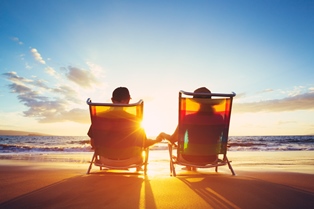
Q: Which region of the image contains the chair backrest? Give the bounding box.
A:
[87,98,145,159]
[178,91,236,159]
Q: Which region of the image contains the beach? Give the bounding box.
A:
[0,150,313,209]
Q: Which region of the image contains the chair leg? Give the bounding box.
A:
[172,164,176,177]
[144,163,148,175]
[168,143,176,176]
[226,157,236,176]
[143,166,146,175]
[170,160,175,176]
[144,148,149,175]
[87,153,96,174]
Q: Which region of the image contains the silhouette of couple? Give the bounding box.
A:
[88,87,222,170]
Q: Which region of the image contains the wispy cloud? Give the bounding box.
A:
[3,40,105,125]
[234,92,246,99]
[30,48,46,64]
[258,88,274,93]
[45,66,57,76]
[233,91,314,113]
[283,86,307,97]
[2,72,33,85]
[2,71,89,124]
[11,37,23,45]
[52,85,80,103]
[64,66,98,88]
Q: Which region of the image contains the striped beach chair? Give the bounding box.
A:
[86,98,149,175]
[168,90,236,176]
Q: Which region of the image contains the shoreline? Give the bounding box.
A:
[1,150,313,173]
[1,151,313,208]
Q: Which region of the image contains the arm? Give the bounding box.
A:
[157,126,178,144]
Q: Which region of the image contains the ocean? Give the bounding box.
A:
[0,135,313,153]
[1,135,313,174]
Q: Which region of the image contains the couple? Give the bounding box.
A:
[88,86,218,148]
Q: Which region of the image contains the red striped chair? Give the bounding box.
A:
[168,90,236,176]
[86,98,149,175]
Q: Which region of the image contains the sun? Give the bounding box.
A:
[141,117,160,139]
[140,101,177,139]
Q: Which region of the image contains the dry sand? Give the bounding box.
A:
[0,151,313,209]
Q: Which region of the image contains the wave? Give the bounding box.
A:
[0,135,314,153]
[0,143,92,153]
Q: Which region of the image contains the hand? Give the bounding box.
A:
[156,133,163,142]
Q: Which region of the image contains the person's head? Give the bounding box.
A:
[193,87,211,98]
[111,87,131,104]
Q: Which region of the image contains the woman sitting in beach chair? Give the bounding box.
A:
[158,87,236,176]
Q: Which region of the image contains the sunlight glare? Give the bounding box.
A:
[141,117,161,138]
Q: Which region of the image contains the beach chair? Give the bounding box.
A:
[86,98,149,175]
[168,90,236,176]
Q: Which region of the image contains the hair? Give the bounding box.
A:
[112,87,131,102]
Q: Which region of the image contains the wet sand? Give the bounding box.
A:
[0,151,313,209]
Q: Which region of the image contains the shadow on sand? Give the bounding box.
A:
[1,170,313,209]
[176,172,313,209]
[0,171,158,209]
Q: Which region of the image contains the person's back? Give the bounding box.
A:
[181,112,224,144]
[91,106,145,150]
[158,87,222,166]
[179,111,224,164]
[88,87,161,149]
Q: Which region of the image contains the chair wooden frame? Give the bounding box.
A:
[86,98,149,175]
[168,90,236,176]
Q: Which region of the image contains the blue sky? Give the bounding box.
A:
[0,0,313,136]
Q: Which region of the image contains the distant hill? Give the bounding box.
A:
[0,130,50,136]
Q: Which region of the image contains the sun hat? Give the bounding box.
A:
[193,87,212,98]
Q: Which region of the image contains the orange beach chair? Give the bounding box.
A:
[86,98,149,175]
[168,90,236,176]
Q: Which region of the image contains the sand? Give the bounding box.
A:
[0,151,313,209]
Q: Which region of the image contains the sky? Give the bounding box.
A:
[0,0,313,137]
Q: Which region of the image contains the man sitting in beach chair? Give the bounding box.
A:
[158,87,236,176]
[86,87,161,174]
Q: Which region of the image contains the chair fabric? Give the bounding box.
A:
[168,91,236,176]
[86,99,148,174]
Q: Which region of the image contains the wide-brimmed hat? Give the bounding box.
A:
[193,87,212,98]
[190,87,223,105]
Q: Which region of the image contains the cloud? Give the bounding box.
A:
[11,37,23,45]
[3,71,49,90]
[45,67,57,76]
[30,48,46,64]
[2,71,89,124]
[259,88,274,93]
[65,66,98,88]
[234,92,246,99]
[284,86,307,97]
[8,83,34,95]
[2,72,33,84]
[33,79,50,89]
[25,62,32,69]
[52,85,80,103]
[233,91,314,113]
[22,98,89,124]
[40,111,88,123]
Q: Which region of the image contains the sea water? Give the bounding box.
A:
[0,135,313,153]
[1,135,313,173]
